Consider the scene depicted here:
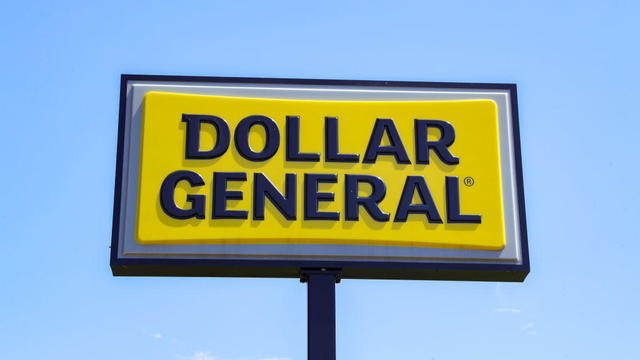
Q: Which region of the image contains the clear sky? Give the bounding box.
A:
[1,1,638,359]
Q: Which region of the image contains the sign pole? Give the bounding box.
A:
[301,268,341,360]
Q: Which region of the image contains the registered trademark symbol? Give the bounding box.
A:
[463,176,474,187]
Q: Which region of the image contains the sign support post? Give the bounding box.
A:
[301,268,342,360]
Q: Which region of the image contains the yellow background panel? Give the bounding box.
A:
[136,92,505,250]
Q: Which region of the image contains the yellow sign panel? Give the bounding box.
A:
[136,91,504,250]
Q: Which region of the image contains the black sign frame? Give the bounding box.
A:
[110,74,529,282]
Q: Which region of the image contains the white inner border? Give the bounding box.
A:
[116,81,522,265]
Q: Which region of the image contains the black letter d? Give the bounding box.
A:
[182,114,230,159]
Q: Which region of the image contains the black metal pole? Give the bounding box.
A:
[301,268,341,360]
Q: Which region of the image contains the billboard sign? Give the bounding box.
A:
[110,75,529,281]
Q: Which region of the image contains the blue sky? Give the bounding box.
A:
[1,1,639,359]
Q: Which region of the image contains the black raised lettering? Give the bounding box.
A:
[363,118,410,164]
[304,173,339,220]
[253,173,297,220]
[212,172,248,219]
[446,176,481,223]
[182,114,230,159]
[325,116,359,162]
[286,116,320,162]
[345,174,389,221]
[160,170,206,219]
[234,115,280,161]
[394,176,442,223]
[415,119,459,165]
